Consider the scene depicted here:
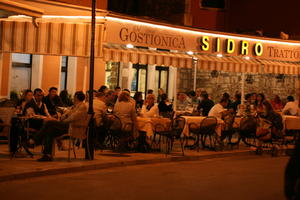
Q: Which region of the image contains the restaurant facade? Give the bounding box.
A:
[0,0,300,102]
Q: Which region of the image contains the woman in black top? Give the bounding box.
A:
[133,91,144,110]
[158,93,173,116]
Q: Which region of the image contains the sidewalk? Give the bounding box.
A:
[0,143,255,182]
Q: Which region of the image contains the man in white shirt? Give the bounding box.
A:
[282,96,298,116]
[208,98,229,118]
[93,92,107,127]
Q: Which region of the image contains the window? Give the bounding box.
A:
[155,66,169,96]
[105,61,120,89]
[11,53,32,92]
[60,56,68,91]
[201,0,225,9]
[131,64,147,97]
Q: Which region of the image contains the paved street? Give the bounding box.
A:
[0,155,289,200]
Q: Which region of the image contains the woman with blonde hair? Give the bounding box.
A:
[141,94,159,117]
[113,91,137,133]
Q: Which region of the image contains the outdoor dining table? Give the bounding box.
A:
[136,116,171,137]
[282,115,300,130]
[181,116,224,137]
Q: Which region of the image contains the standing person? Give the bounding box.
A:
[208,98,228,119]
[197,91,214,116]
[59,90,73,107]
[133,91,144,110]
[44,87,63,117]
[33,91,88,161]
[256,93,265,114]
[271,95,284,111]
[282,96,298,116]
[141,94,159,117]
[105,90,116,110]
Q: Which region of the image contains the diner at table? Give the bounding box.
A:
[5,83,300,161]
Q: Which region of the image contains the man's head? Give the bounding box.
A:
[200,91,208,100]
[48,87,58,99]
[219,98,229,108]
[33,88,44,102]
[114,86,121,95]
[74,91,85,104]
[178,92,187,101]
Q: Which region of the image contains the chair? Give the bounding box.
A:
[239,116,258,147]
[0,107,15,142]
[53,114,92,161]
[199,117,218,151]
[103,113,122,149]
[152,116,185,156]
[221,112,239,146]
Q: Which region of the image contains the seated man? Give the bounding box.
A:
[208,98,229,119]
[93,92,107,147]
[24,88,51,130]
[43,87,63,117]
[176,92,190,111]
[282,96,298,116]
[33,91,88,161]
[24,88,51,117]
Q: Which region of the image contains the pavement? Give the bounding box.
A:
[0,156,289,200]
[0,141,286,182]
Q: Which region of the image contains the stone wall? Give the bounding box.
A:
[177,68,298,102]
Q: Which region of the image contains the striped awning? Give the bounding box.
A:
[103,44,193,68]
[195,54,262,73]
[259,59,300,75]
[0,19,104,57]
[0,0,43,18]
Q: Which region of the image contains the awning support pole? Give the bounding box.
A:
[85,0,96,160]
[193,57,198,91]
[241,73,245,105]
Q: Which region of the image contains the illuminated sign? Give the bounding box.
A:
[200,36,263,56]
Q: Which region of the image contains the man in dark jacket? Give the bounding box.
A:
[44,87,63,117]
[197,91,214,116]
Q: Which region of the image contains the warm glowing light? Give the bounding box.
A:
[13,15,300,46]
[217,54,223,58]
[244,56,250,60]
[187,51,194,55]
[126,44,134,48]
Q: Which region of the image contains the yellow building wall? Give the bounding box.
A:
[0,53,11,97]
[76,57,106,92]
[41,55,61,93]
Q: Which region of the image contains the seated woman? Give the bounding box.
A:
[158,93,173,117]
[133,91,144,110]
[16,89,33,114]
[141,94,159,118]
[261,100,283,137]
[113,91,137,133]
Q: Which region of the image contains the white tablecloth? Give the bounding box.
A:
[181,116,224,136]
